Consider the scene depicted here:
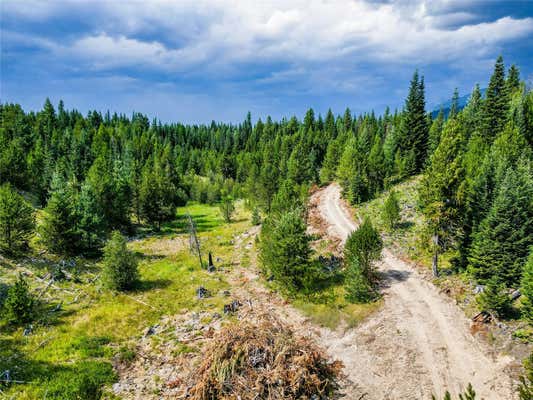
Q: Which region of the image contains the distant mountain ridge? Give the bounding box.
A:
[431,88,486,119]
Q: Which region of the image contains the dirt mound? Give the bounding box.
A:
[187,315,343,400]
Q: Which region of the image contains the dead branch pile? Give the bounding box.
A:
[187,317,343,400]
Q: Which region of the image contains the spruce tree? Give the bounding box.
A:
[507,64,520,93]
[482,56,509,141]
[77,180,106,255]
[40,173,80,255]
[0,184,35,253]
[468,163,533,286]
[419,118,466,274]
[398,70,428,173]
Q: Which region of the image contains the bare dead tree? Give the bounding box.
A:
[187,213,204,269]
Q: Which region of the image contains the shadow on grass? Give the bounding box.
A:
[396,221,415,230]
[134,278,172,292]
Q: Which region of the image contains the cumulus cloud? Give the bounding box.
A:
[3,0,532,73]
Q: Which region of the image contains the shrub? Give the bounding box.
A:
[101,231,138,291]
[382,190,401,230]
[476,276,511,318]
[2,274,35,325]
[0,184,35,253]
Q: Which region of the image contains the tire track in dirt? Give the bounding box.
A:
[315,183,516,400]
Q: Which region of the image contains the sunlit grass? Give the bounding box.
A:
[0,201,251,399]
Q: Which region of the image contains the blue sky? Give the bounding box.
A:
[1,0,533,123]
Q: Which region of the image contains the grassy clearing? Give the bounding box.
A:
[0,202,251,399]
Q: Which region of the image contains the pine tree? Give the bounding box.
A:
[40,173,80,255]
[468,163,533,286]
[482,56,509,141]
[3,274,35,324]
[0,184,35,253]
[101,231,138,291]
[521,249,533,323]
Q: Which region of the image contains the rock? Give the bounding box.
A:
[223,290,231,297]
[473,285,485,294]
[23,324,33,336]
[144,324,159,336]
[223,300,242,314]
[196,286,211,299]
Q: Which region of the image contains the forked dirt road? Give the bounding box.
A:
[316,183,515,399]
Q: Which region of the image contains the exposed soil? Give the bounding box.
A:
[114,185,520,399]
[314,183,518,400]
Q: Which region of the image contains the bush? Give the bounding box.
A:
[101,231,138,291]
[259,210,312,293]
[0,184,35,253]
[382,190,401,230]
[2,274,35,325]
[476,276,511,318]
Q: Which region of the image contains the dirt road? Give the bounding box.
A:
[315,183,516,400]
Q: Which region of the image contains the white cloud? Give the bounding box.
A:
[3,0,533,75]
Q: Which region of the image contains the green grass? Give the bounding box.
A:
[294,286,382,330]
[0,201,252,399]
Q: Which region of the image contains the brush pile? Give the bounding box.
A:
[187,316,342,399]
